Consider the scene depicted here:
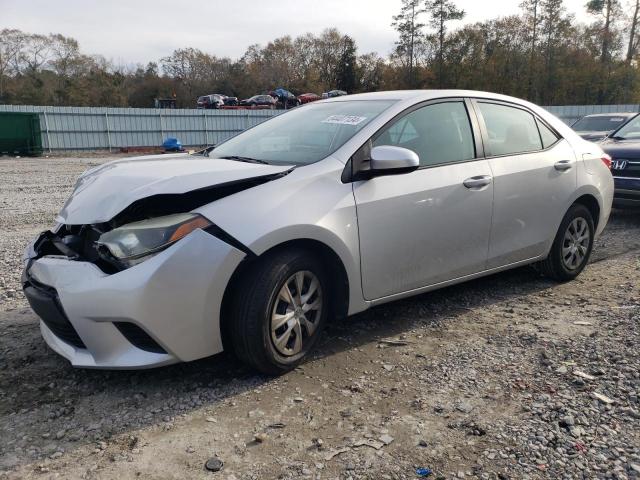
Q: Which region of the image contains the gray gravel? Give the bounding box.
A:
[0,156,639,480]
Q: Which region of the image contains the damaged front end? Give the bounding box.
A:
[26,170,290,274]
[27,225,122,273]
[21,162,292,368]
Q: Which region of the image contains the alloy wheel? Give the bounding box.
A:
[270,270,323,356]
[562,217,590,270]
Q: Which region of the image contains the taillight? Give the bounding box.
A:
[601,154,612,169]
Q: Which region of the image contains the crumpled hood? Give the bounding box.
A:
[58,153,293,224]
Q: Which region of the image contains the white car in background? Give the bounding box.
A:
[23,90,613,374]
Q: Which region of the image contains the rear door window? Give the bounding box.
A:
[477,102,543,156]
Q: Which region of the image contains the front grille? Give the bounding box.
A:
[611,159,640,179]
[114,322,167,354]
[23,275,86,349]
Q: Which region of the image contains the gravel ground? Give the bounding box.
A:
[0,156,639,480]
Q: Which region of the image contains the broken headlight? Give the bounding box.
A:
[97,213,211,267]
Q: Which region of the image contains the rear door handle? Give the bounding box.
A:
[463,175,492,189]
[554,160,573,171]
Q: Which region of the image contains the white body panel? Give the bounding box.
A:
[353,160,493,299]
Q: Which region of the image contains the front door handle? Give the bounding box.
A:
[463,175,492,189]
[554,160,573,171]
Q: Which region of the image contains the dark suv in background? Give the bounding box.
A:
[571,113,637,142]
[600,114,640,207]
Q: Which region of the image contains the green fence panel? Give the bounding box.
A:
[0,112,43,155]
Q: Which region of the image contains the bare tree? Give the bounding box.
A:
[20,33,52,73]
[392,0,426,87]
[586,0,621,63]
[627,0,640,63]
[0,29,25,99]
[521,0,543,98]
[425,0,465,87]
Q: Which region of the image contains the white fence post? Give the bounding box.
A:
[43,111,52,153]
[104,112,112,152]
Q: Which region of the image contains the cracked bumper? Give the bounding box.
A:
[23,229,245,369]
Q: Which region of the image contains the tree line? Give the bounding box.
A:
[0,0,638,108]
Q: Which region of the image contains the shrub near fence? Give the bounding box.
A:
[0,103,638,152]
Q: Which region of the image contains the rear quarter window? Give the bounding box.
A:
[536,119,560,149]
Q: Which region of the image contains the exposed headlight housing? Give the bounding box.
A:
[97,213,211,267]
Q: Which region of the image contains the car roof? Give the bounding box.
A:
[580,112,637,118]
[320,89,544,105]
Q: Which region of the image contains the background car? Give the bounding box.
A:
[269,88,300,109]
[571,113,637,142]
[600,114,640,208]
[322,90,347,99]
[298,92,321,104]
[196,94,225,109]
[223,96,239,106]
[239,95,277,108]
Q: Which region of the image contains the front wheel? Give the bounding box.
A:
[229,248,328,375]
[536,203,595,281]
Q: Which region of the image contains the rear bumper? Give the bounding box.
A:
[23,229,245,369]
[613,177,640,208]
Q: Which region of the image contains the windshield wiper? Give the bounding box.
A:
[609,135,626,140]
[217,155,270,165]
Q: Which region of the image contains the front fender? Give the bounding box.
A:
[195,158,369,315]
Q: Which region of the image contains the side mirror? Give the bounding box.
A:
[369,146,420,175]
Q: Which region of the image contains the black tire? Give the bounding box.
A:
[229,248,329,375]
[536,203,595,281]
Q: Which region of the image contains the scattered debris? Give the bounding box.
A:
[353,438,384,450]
[416,467,433,477]
[324,447,350,461]
[456,402,474,414]
[253,432,268,443]
[379,434,394,446]
[378,339,410,347]
[204,457,223,472]
[267,422,286,429]
[573,321,592,326]
[592,392,614,404]
[573,370,596,381]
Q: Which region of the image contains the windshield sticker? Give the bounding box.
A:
[610,118,624,122]
[322,115,367,126]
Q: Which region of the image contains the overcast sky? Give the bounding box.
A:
[2,0,595,67]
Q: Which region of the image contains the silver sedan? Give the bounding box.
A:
[23,90,614,374]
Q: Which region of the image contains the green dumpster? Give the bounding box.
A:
[0,112,43,156]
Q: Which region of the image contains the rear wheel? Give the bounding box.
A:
[536,204,594,281]
[229,248,328,375]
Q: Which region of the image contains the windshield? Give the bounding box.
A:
[612,114,640,140]
[210,100,395,165]
[572,115,631,132]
